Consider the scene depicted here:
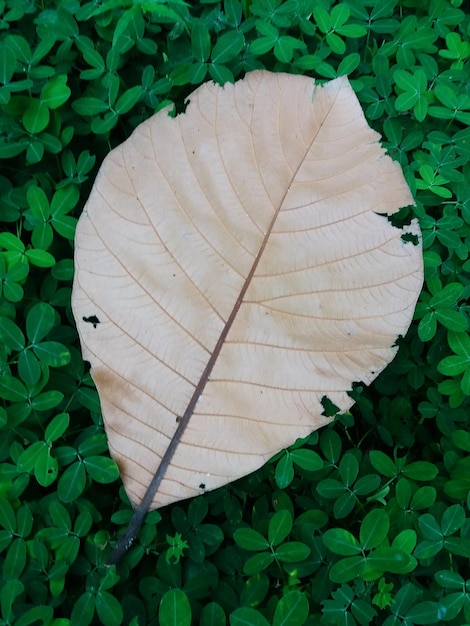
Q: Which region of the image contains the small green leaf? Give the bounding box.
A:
[115,86,142,115]
[95,591,123,626]
[159,589,192,626]
[329,556,365,583]
[234,528,270,551]
[45,413,70,444]
[192,22,211,63]
[41,75,70,109]
[200,602,226,626]
[33,341,70,367]
[313,7,331,33]
[71,591,95,626]
[369,451,396,478]
[435,309,468,332]
[268,510,292,547]
[31,390,64,411]
[360,509,390,550]
[275,453,294,489]
[35,446,58,487]
[273,590,309,626]
[0,497,16,533]
[0,317,25,351]
[230,607,270,626]
[1,579,24,623]
[25,248,56,267]
[441,504,465,536]
[27,185,50,221]
[244,552,274,575]
[275,541,310,562]
[323,528,361,556]
[402,461,438,481]
[211,31,244,64]
[73,97,110,116]
[23,99,50,133]
[83,456,119,483]
[290,449,323,472]
[58,462,86,502]
[27,302,55,343]
[0,375,28,401]
[418,514,442,541]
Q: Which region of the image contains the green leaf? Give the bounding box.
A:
[33,341,70,367]
[27,302,55,343]
[234,528,270,551]
[435,570,463,590]
[58,462,86,503]
[392,529,417,554]
[71,591,95,626]
[211,31,244,64]
[275,453,294,489]
[360,509,389,550]
[273,590,309,626]
[430,282,464,308]
[15,606,54,626]
[369,451,396,477]
[418,514,442,542]
[0,497,16,533]
[200,602,226,626]
[159,589,192,626]
[73,97,110,116]
[406,602,441,625]
[230,607,270,626]
[313,7,331,33]
[0,375,28,401]
[41,75,70,109]
[25,248,55,267]
[329,556,365,583]
[115,86,142,115]
[441,504,465,536]
[30,390,64,411]
[192,22,211,62]
[418,312,437,341]
[95,591,123,626]
[45,413,70,444]
[339,453,359,486]
[83,456,119,483]
[268,510,292,546]
[1,579,24,623]
[274,542,309,564]
[34,445,58,487]
[290,448,323,472]
[0,317,25,351]
[402,461,438,481]
[435,309,468,332]
[27,185,50,221]
[244,552,274,575]
[326,32,346,55]
[323,528,361,556]
[23,99,50,134]
[316,478,345,499]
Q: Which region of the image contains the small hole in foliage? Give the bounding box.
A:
[321,395,340,417]
[401,232,419,245]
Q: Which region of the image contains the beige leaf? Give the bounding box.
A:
[72,71,423,514]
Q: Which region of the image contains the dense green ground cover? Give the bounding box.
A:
[0,0,469,624]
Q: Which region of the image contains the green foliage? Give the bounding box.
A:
[0,0,469,624]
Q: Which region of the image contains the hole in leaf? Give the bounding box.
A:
[401,232,419,245]
[321,396,340,417]
[83,315,100,328]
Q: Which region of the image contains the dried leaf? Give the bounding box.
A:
[72,71,422,530]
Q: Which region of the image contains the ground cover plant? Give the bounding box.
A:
[0,0,469,624]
